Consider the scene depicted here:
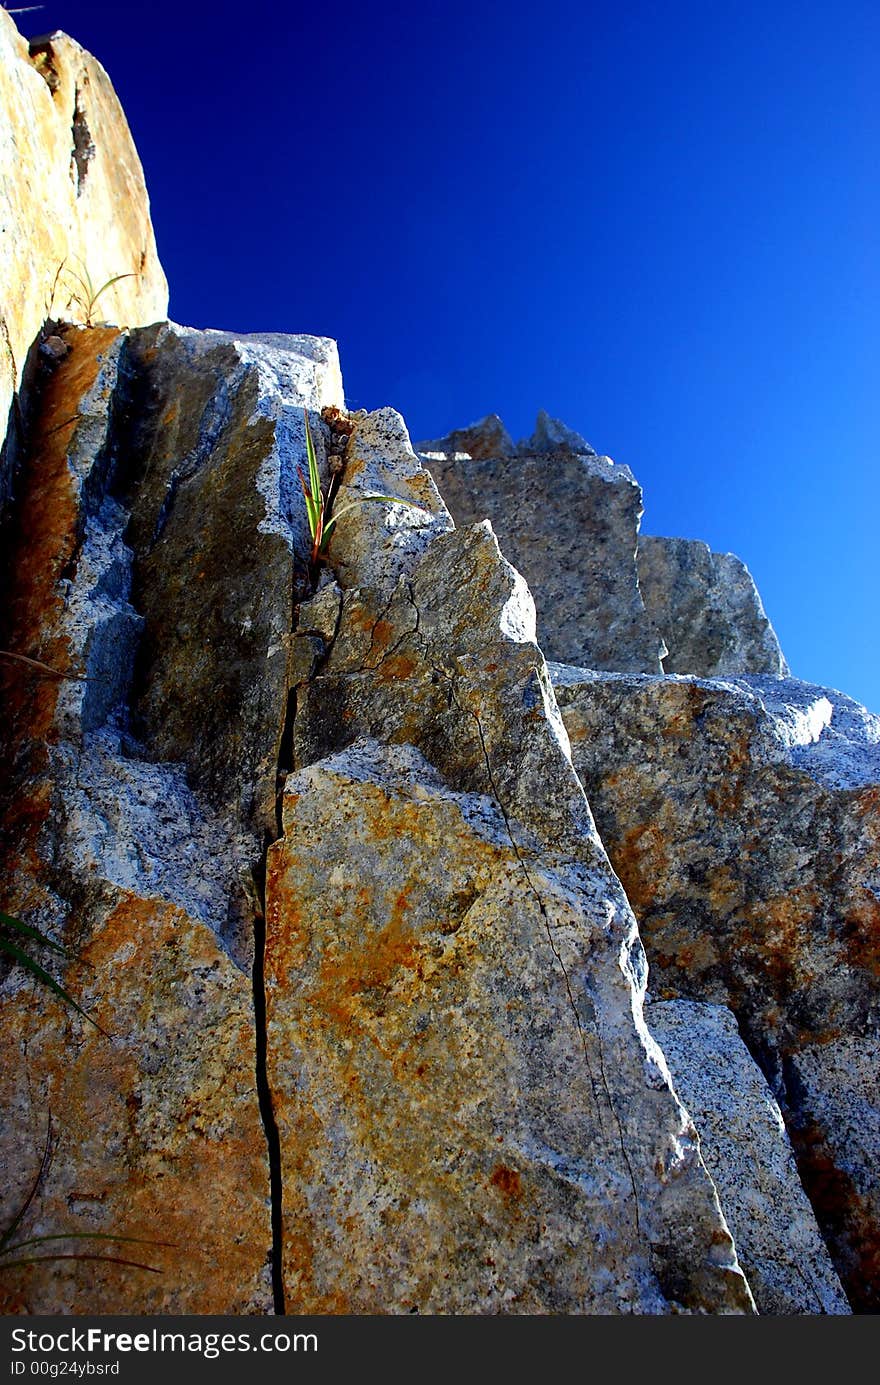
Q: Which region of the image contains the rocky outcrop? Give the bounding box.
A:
[0,14,167,508]
[268,739,751,1313]
[267,411,754,1314]
[649,1000,850,1314]
[2,12,877,1316]
[420,416,666,674]
[0,323,755,1315]
[638,536,789,677]
[0,322,343,1312]
[419,413,792,682]
[552,664,880,1310]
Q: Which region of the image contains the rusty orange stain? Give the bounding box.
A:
[490,1164,522,1200]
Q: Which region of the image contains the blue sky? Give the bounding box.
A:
[27,1,879,709]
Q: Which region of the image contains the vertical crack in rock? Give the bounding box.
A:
[70,84,95,194]
[0,324,348,1313]
[252,879,286,1315]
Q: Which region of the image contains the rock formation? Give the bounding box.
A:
[0,13,167,510]
[649,1000,849,1314]
[420,415,666,673]
[637,535,789,678]
[551,664,880,1311]
[1,12,877,1316]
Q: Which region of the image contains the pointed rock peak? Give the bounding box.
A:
[416,413,515,459]
[519,410,597,456]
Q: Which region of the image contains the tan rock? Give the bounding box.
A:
[267,741,752,1314]
[0,11,167,499]
[0,891,272,1315]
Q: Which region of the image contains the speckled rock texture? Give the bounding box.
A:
[649,1000,850,1314]
[638,535,789,677]
[419,415,665,673]
[267,410,755,1315]
[552,663,880,1310]
[0,12,167,507]
[0,324,343,1312]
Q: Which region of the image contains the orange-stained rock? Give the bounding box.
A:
[0,327,275,1312]
[276,420,755,1313]
[0,891,271,1314]
[266,741,753,1314]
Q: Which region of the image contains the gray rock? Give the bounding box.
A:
[419,418,665,673]
[649,1000,850,1314]
[418,412,515,459]
[551,662,880,1309]
[116,321,344,835]
[786,1038,880,1313]
[279,421,755,1313]
[517,408,597,456]
[638,535,789,677]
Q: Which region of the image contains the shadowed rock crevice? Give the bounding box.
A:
[71,83,95,193]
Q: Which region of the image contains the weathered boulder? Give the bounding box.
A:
[419,417,665,673]
[267,411,755,1314]
[552,663,880,1310]
[649,1000,850,1314]
[0,12,167,505]
[418,412,515,459]
[638,535,789,677]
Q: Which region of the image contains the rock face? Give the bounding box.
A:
[269,740,750,1313]
[0,327,294,1311]
[552,664,880,1310]
[0,13,167,506]
[267,411,754,1314]
[638,535,789,677]
[0,340,755,1314]
[0,321,344,1312]
[420,416,665,674]
[649,1000,850,1315]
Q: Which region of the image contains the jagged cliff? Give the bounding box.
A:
[0,16,876,1315]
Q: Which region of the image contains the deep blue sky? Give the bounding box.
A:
[23,1,879,709]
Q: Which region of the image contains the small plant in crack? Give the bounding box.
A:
[298,408,426,583]
[58,258,137,328]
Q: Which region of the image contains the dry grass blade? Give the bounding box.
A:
[0,1119,171,1277]
[0,913,109,1036]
